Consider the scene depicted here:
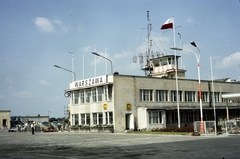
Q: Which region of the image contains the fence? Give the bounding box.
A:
[194,121,217,135]
[221,120,240,135]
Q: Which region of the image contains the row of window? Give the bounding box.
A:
[71,87,232,105]
[149,111,202,124]
[140,89,226,103]
[72,112,113,126]
[71,85,112,105]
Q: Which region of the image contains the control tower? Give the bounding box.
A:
[149,55,186,78]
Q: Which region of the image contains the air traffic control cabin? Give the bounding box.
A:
[65,54,240,132]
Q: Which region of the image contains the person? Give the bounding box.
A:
[31,122,35,135]
[25,122,28,132]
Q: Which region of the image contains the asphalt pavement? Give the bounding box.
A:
[0,130,239,159]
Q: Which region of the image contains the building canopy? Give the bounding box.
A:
[222,93,240,102]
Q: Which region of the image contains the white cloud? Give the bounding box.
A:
[39,80,50,86]
[34,17,55,33]
[0,94,5,100]
[4,76,14,84]
[114,51,131,59]
[82,45,93,53]
[15,91,34,99]
[77,23,84,32]
[186,17,193,22]
[53,19,68,33]
[34,17,71,33]
[136,36,171,55]
[116,63,140,74]
[216,52,240,69]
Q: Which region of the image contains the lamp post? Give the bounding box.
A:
[53,64,76,81]
[48,111,51,122]
[68,51,74,81]
[92,51,113,74]
[170,43,204,133]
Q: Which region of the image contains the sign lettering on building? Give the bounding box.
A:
[70,75,107,89]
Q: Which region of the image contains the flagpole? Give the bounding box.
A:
[94,46,96,77]
[82,52,84,80]
[210,55,217,136]
[173,16,180,128]
[105,45,107,74]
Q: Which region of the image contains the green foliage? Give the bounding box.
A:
[152,126,194,132]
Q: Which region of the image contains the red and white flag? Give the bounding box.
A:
[160,17,173,30]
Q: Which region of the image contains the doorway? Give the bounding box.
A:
[125,114,130,130]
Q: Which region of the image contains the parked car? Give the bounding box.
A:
[41,122,49,126]
[8,127,18,132]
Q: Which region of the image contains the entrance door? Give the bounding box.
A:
[125,114,134,130]
[125,114,130,130]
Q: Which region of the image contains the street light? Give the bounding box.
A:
[48,111,51,122]
[53,64,76,81]
[92,51,113,74]
[170,43,204,133]
[68,51,74,81]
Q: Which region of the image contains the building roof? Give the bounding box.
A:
[0,110,11,112]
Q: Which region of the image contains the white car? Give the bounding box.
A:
[8,127,18,132]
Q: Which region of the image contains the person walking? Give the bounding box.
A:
[24,122,28,132]
[31,122,35,135]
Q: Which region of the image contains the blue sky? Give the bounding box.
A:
[1,0,240,118]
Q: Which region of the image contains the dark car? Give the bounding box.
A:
[41,122,49,126]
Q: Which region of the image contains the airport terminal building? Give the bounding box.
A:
[65,55,240,132]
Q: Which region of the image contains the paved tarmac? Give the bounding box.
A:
[0,130,239,159]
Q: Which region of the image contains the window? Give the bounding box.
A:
[148,111,162,124]
[156,90,168,102]
[81,113,90,125]
[81,114,85,125]
[105,112,113,124]
[93,113,103,125]
[73,91,79,104]
[108,85,112,100]
[85,89,91,103]
[172,112,178,123]
[72,114,79,125]
[86,113,90,125]
[187,111,196,123]
[93,113,97,125]
[202,92,208,102]
[185,91,195,102]
[160,58,168,66]
[213,92,220,102]
[99,113,103,124]
[140,89,153,101]
[104,86,108,101]
[92,88,97,102]
[171,90,182,102]
[80,90,84,103]
[97,87,103,102]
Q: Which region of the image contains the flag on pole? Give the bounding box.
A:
[160,17,173,30]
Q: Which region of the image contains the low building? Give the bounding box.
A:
[22,114,49,123]
[64,55,240,132]
[0,110,11,129]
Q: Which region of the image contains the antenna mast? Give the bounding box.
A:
[147,11,152,67]
[146,11,152,75]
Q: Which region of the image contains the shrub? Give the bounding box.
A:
[152,126,194,132]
